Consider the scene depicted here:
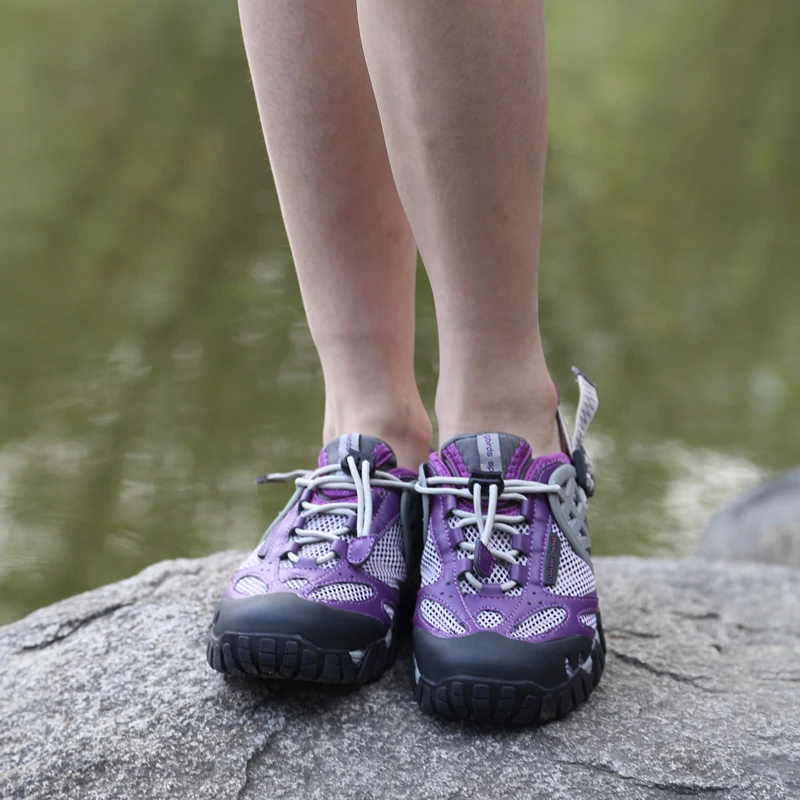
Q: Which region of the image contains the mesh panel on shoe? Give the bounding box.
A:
[578,612,597,631]
[362,521,407,588]
[234,575,268,596]
[420,531,442,587]
[452,518,527,596]
[511,606,567,639]
[476,610,504,628]
[238,550,261,571]
[282,577,308,590]
[419,599,466,635]
[296,512,352,567]
[545,523,596,597]
[309,582,374,603]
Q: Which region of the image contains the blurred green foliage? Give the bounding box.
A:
[0,0,798,622]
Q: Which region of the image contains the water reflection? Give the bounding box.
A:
[1,0,797,622]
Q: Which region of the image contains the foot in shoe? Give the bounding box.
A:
[412,368,606,723]
[207,434,421,684]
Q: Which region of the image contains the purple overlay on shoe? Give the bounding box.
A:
[221,434,418,631]
[414,373,601,648]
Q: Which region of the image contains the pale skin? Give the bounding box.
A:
[239,0,560,469]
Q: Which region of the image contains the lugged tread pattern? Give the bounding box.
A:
[413,636,605,725]
[206,628,396,685]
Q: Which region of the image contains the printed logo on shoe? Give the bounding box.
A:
[477,433,502,473]
[543,528,561,586]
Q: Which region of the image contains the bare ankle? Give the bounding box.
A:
[436,375,560,457]
[324,390,432,470]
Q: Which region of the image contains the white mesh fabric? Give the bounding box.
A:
[238,549,261,571]
[282,577,307,590]
[420,531,442,587]
[296,511,352,567]
[512,606,567,639]
[420,599,466,635]
[476,610,504,628]
[579,612,597,631]
[234,575,268,596]
[545,523,596,597]
[310,582,374,602]
[362,521,407,588]
[452,518,527,596]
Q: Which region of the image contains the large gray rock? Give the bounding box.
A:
[697,467,800,567]
[1,553,799,800]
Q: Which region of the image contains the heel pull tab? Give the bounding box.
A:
[556,368,599,497]
[571,367,598,497]
[570,367,598,453]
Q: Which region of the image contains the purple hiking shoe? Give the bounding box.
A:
[207,434,421,683]
[412,369,605,723]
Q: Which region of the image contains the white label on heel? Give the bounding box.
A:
[477,433,502,473]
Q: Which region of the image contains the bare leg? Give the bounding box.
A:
[238,0,431,467]
[358,0,560,454]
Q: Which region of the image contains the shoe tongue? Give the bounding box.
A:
[319,433,398,471]
[441,432,530,480]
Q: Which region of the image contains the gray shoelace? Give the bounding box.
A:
[257,457,413,566]
[415,474,560,592]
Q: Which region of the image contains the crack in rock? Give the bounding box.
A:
[236,734,275,800]
[233,693,283,800]
[19,602,134,652]
[556,759,737,795]
[671,610,721,622]
[606,626,662,640]
[13,565,202,654]
[609,648,719,693]
[235,718,281,800]
[142,565,203,596]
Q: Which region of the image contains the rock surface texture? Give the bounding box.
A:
[1,552,799,800]
[698,467,800,567]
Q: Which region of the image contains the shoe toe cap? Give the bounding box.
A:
[212,592,387,651]
[413,628,596,689]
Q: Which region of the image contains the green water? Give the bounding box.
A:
[1,1,798,624]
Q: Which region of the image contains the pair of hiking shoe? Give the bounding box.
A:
[207,369,605,724]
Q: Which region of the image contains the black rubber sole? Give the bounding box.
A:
[413,634,605,724]
[207,628,397,684]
